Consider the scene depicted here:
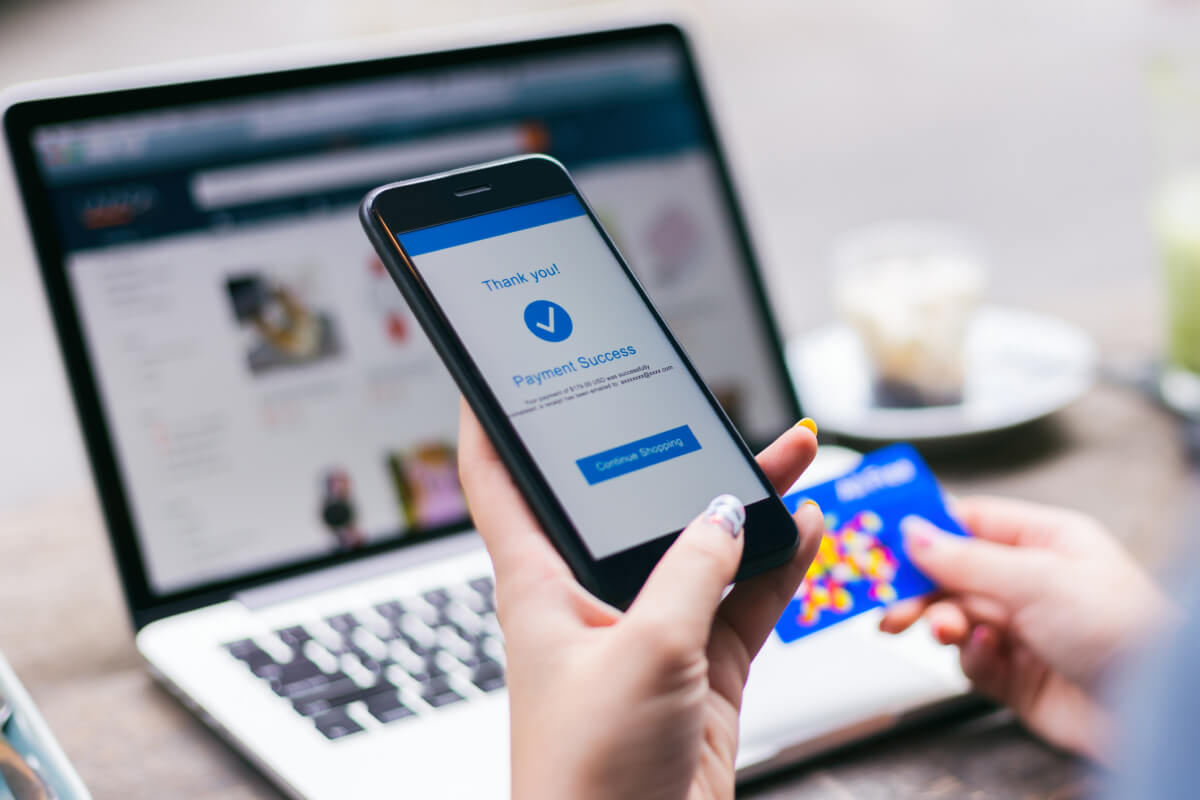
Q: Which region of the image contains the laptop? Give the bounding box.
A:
[2,19,970,798]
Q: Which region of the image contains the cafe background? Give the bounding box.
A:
[1,0,1198,562]
[2,1,1200,797]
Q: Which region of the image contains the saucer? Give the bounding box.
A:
[788,306,1097,443]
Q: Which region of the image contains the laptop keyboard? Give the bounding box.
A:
[225,575,504,740]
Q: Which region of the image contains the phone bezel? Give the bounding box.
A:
[361,154,798,609]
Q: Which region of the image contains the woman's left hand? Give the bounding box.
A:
[458,398,824,800]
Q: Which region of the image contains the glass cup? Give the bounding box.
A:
[1149,36,1200,416]
[831,223,987,408]
[1155,174,1200,414]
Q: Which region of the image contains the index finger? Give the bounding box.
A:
[956,496,1106,555]
[756,423,820,494]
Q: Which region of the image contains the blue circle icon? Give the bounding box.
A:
[520,297,571,340]
[523,299,573,342]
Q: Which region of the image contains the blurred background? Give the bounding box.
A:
[3,2,1200,796]
[0,0,1196,519]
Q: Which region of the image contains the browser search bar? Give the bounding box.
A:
[190,123,540,210]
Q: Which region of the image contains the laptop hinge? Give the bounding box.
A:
[234,531,483,610]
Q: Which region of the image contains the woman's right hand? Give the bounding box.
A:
[879,497,1175,763]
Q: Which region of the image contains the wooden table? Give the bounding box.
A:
[1,376,1193,799]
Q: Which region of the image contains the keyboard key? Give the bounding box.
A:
[388,640,424,672]
[455,647,485,670]
[471,659,506,692]
[227,639,263,659]
[314,708,364,740]
[292,676,362,716]
[386,665,420,691]
[460,591,491,615]
[421,675,465,708]
[253,634,295,664]
[276,625,312,649]
[272,658,329,697]
[481,636,506,666]
[374,600,406,619]
[435,650,470,676]
[399,615,437,650]
[436,626,474,661]
[479,612,502,639]
[407,655,446,684]
[302,620,346,653]
[231,579,505,731]
[365,690,416,724]
[350,628,389,661]
[445,601,484,636]
[423,588,452,607]
[358,655,389,675]
[407,597,441,626]
[345,658,387,689]
[249,661,284,680]
[347,645,391,679]
[433,605,456,627]
[303,641,341,674]
[403,634,435,657]
[226,640,282,679]
[357,608,397,639]
[462,626,493,646]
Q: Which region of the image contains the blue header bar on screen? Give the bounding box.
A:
[398,194,585,256]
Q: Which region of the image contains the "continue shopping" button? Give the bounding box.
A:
[576,425,702,485]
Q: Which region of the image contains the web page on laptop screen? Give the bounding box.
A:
[29,39,794,594]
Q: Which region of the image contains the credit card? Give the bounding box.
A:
[774,443,968,643]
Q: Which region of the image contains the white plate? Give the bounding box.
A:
[789,305,1097,442]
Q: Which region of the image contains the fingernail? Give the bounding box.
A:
[969,626,993,650]
[794,418,818,436]
[704,494,745,538]
[901,516,935,549]
[802,499,821,512]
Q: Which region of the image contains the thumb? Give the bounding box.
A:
[901,516,1055,608]
[625,495,747,651]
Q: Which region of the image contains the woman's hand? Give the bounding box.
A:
[879,497,1175,762]
[458,399,824,800]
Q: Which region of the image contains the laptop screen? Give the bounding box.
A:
[8,27,797,604]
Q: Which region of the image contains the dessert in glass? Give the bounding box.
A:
[832,223,987,408]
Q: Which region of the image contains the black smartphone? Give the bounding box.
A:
[360,154,797,609]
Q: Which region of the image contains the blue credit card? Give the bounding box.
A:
[774,443,968,643]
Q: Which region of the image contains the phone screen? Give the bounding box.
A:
[400,193,767,559]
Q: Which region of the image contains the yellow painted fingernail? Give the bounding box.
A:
[803,499,821,512]
[795,418,818,436]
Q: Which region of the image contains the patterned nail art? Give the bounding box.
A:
[705,494,745,538]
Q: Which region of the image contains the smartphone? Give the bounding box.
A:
[360,155,798,609]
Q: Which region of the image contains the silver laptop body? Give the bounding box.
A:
[2,15,968,799]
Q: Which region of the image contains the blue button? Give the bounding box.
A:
[524,299,573,342]
[576,425,702,485]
